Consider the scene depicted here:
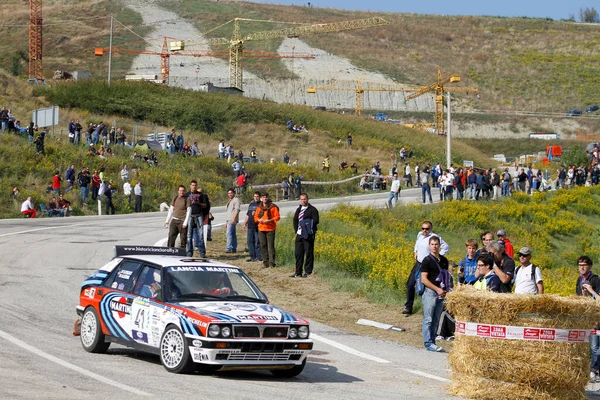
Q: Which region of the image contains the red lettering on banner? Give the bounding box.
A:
[457,322,466,334]
[524,328,540,340]
[568,330,586,342]
[491,326,506,338]
[540,329,556,341]
[477,324,491,337]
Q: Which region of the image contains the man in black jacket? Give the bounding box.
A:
[291,193,319,278]
[77,167,91,205]
[186,180,209,258]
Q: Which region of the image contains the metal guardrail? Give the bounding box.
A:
[251,173,392,190]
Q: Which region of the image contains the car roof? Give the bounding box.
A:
[120,255,242,270]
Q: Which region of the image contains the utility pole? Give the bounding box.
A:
[446,91,451,169]
[108,14,113,86]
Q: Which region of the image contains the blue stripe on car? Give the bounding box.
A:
[100,293,130,340]
[81,279,103,287]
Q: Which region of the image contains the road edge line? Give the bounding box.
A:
[0,329,151,396]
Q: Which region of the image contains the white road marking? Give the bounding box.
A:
[311,333,451,382]
[402,368,451,383]
[0,224,82,238]
[310,333,391,364]
[0,329,151,396]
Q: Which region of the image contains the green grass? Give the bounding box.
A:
[272,186,600,301]
[1,76,492,219]
[34,80,493,167]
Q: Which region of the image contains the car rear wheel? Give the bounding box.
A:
[160,325,193,373]
[80,307,110,353]
[271,359,306,378]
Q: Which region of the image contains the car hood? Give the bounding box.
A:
[176,301,309,324]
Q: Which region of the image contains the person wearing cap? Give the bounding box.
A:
[513,247,543,294]
[496,229,514,258]
[254,192,280,268]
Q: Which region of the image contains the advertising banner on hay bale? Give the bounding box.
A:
[445,286,600,400]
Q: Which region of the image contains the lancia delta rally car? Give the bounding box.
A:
[75,246,312,376]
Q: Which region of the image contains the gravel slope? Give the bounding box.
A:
[125,0,433,111]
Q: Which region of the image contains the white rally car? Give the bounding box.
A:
[75,246,312,376]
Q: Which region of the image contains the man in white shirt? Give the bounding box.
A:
[123,181,132,205]
[134,182,143,212]
[387,173,401,208]
[218,140,225,158]
[21,197,37,218]
[404,164,413,187]
[403,221,450,315]
[120,165,129,181]
[513,247,544,294]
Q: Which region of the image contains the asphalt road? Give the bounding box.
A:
[0,188,461,399]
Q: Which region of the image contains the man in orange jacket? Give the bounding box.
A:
[254,192,280,268]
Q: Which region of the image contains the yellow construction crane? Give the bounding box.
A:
[406,68,479,134]
[95,36,314,85]
[307,78,418,115]
[178,17,390,90]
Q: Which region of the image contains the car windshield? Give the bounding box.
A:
[163,265,268,303]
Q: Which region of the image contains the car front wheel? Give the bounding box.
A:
[80,307,110,353]
[160,325,193,373]
[271,359,306,378]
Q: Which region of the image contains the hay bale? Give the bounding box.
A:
[445,286,600,400]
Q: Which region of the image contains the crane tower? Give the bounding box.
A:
[24,0,44,82]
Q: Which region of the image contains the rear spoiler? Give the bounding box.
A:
[115,245,187,257]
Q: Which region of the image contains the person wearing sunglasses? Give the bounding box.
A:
[513,247,543,294]
[403,221,449,315]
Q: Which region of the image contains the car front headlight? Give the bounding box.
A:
[208,324,221,338]
[289,327,298,339]
[221,326,231,338]
[298,326,309,339]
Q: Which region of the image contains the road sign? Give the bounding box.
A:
[32,106,59,128]
[32,106,59,136]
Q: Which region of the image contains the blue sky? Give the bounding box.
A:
[251,1,589,20]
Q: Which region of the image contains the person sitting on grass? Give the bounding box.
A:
[47,197,61,217]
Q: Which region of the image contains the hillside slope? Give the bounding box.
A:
[1,0,599,115]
